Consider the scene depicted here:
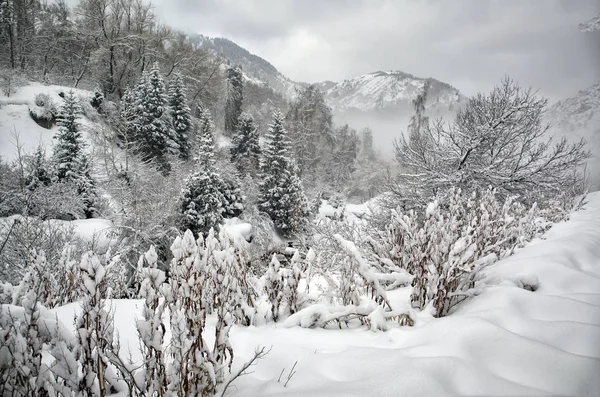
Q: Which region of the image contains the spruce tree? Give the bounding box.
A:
[53,90,84,181]
[26,146,53,191]
[224,66,243,135]
[53,90,97,218]
[258,111,308,237]
[168,73,192,160]
[230,112,261,174]
[135,63,173,173]
[181,108,224,236]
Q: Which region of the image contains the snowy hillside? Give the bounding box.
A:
[191,34,304,98]
[317,70,465,114]
[52,192,600,396]
[0,82,94,161]
[546,82,600,190]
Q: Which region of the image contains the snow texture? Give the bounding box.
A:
[50,192,600,396]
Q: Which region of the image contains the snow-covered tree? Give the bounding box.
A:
[168,72,192,160]
[258,111,309,237]
[393,77,590,206]
[180,170,225,237]
[53,90,97,218]
[285,85,334,180]
[134,63,173,173]
[230,112,261,175]
[195,106,217,168]
[181,108,225,236]
[53,90,85,181]
[224,66,243,135]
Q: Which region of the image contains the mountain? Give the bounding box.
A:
[316,70,465,115]
[189,34,303,98]
[189,35,466,152]
[546,82,600,190]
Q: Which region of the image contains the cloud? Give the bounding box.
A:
[152,0,600,100]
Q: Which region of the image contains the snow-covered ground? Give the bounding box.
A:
[0,82,94,161]
[52,192,600,396]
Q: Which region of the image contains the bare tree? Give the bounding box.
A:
[393,77,590,205]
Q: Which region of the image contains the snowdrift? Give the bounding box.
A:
[51,192,600,396]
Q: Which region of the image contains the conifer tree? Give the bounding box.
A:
[26,146,53,191]
[53,90,97,218]
[231,112,261,174]
[224,66,243,135]
[53,90,85,181]
[258,111,308,236]
[135,63,173,173]
[181,108,225,236]
[168,72,192,160]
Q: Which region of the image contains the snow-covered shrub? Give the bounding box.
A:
[0,158,21,217]
[373,188,563,317]
[136,245,167,395]
[166,228,260,394]
[73,252,128,395]
[0,216,76,287]
[264,249,313,322]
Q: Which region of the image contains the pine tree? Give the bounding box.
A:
[224,66,243,135]
[168,73,192,160]
[196,107,216,168]
[135,63,173,173]
[231,112,261,175]
[181,108,224,236]
[53,90,97,218]
[26,146,53,191]
[53,90,84,181]
[258,111,308,237]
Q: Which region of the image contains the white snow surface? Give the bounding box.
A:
[50,192,600,396]
[0,82,94,161]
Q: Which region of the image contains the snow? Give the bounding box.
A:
[50,192,600,396]
[0,82,94,162]
[321,70,465,113]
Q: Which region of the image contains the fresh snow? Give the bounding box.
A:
[51,192,600,396]
[0,82,94,161]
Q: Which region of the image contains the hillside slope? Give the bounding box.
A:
[546,82,600,190]
[317,70,465,114]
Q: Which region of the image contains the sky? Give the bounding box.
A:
[151,0,600,101]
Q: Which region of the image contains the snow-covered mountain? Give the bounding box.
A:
[546,82,600,190]
[189,34,303,98]
[188,36,466,152]
[316,70,465,114]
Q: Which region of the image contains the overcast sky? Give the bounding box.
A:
[152,0,600,101]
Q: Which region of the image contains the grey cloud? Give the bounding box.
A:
[153,0,600,100]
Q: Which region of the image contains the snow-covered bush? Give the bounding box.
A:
[0,216,76,286]
[372,188,565,317]
[166,228,260,394]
